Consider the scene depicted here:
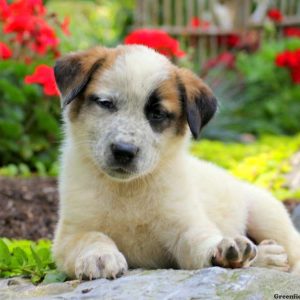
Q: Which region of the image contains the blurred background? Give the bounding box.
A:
[0,0,300,240]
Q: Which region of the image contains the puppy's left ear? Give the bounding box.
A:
[177,68,218,139]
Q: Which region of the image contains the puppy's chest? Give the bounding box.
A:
[95,196,170,267]
[97,197,156,239]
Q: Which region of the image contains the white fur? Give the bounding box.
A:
[53,46,300,279]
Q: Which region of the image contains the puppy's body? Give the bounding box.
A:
[53,45,300,279]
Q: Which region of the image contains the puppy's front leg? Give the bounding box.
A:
[53,229,128,280]
[161,214,257,269]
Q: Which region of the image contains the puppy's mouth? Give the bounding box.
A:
[105,165,137,180]
[112,167,131,175]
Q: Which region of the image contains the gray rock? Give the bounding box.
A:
[1,268,300,300]
[292,204,300,232]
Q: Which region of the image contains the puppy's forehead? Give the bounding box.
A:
[93,46,172,101]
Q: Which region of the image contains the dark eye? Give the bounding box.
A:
[89,95,116,110]
[148,107,168,122]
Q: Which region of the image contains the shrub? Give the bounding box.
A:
[204,37,300,138]
[0,0,67,172]
[0,238,66,284]
[235,37,300,135]
[0,59,61,172]
[191,134,300,201]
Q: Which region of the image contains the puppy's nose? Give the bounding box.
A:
[111,142,139,164]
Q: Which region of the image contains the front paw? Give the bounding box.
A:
[75,249,128,280]
[252,239,289,272]
[211,236,257,268]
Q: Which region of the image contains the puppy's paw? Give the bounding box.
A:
[251,239,289,272]
[211,236,257,268]
[75,249,128,280]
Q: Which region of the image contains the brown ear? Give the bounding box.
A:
[177,68,218,139]
[54,47,107,108]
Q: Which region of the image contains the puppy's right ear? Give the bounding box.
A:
[54,47,107,108]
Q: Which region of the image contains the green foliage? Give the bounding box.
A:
[0,238,66,284]
[48,0,134,51]
[204,38,300,138]
[191,134,300,200]
[235,38,300,135]
[0,162,59,177]
[0,60,61,174]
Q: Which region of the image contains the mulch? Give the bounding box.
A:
[0,177,58,240]
[0,176,299,241]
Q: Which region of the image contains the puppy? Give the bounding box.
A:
[53,45,300,280]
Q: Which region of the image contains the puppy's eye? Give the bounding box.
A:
[148,107,168,122]
[89,95,116,110]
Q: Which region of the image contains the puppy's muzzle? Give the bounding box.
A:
[111,142,139,165]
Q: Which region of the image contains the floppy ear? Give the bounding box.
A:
[54,47,107,108]
[177,68,218,139]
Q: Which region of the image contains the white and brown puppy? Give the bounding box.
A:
[53,45,300,280]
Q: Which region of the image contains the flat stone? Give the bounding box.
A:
[1,267,300,300]
[292,204,300,232]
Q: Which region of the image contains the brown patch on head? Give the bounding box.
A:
[176,68,218,139]
[155,71,187,136]
[149,66,217,138]
[54,46,120,120]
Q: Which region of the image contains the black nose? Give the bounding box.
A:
[111,142,139,164]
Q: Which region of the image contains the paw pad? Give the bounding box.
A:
[211,237,257,268]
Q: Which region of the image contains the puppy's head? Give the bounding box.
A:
[54,45,217,181]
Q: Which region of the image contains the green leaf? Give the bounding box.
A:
[42,271,68,284]
[31,274,43,284]
[37,248,51,267]
[0,239,11,266]
[0,79,26,104]
[30,245,43,273]
[35,162,47,177]
[19,164,31,177]
[0,119,22,139]
[13,247,28,266]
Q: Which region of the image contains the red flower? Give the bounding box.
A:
[189,17,210,30]
[124,29,185,58]
[24,65,59,96]
[61,16,71,36]
[275,49,300,84]
[275,52,287,67]
[2,0,60,56]
[31,18,59,54]
[0,42,12,59]
[284,27,300,38]
[291,68,300,84]
[267,8,283,22]
[9,0,46,17]
[4,14,59,55]
[4,14,35,33]
[218,34,241,49]
[0,0,10,20]
[275,50,300,68]
[203,52,235,71]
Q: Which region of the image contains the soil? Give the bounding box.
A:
[0,176,299,241]
[0,177,58,240]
